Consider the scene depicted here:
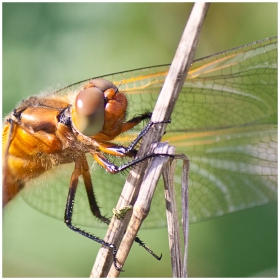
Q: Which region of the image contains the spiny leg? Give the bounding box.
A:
[93,151,174,174]
[81,155,111,225]
[122,114,171,154]
[64,155,122,271]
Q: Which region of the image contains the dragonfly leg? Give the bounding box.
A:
[81,154,111,225]
[135,236,162,260]
[93,151,174,174]
[64,155,123,271]
[94,142,138,158]
[93,117,171,159]
[121,112,152,133]
[122,115,171,154]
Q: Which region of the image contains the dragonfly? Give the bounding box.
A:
[2,36,277,266]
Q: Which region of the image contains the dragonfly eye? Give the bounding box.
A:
[89,78,118,101]
[72,87,105,136]
[89,78,117,92]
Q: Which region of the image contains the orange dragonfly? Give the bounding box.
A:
[2,36,277,266]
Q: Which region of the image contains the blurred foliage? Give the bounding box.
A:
[2,2,277,277]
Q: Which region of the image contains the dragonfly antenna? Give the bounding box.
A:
[115,79,123,93]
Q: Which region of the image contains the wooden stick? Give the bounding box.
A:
[90,2,210,277]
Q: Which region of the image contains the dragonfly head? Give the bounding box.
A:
[71,79,114,136]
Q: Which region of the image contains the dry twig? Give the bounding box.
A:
[91,2,210,277]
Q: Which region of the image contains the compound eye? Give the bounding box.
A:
[72,87,105,136]
[89,78,117,92]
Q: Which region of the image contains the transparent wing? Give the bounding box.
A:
[22,37,277,228]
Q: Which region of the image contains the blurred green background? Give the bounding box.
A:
[2,3,277,277]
